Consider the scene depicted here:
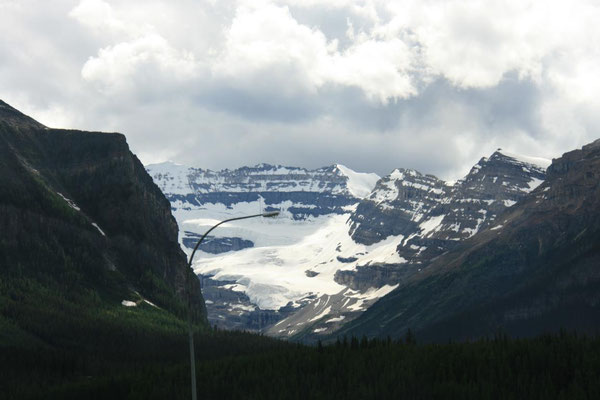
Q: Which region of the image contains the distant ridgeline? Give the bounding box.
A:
[148,162,377,219]
[0,99,206,352]
[143,136,600,344]
[145,161,381,331]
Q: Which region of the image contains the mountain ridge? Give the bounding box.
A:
[0,99,206,335]
[146,146,553,338]
[334,138,600,342]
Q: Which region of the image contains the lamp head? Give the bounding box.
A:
[261,211,279,218]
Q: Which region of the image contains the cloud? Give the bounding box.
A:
[69,0,129,35]
[1,0,599,180]
[214,2,416,102]
[81,34,199,95]
[213,3,330,95]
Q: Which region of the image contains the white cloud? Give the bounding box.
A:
[81,33,198,94]
[214,3,330,94]
[1,0,599,179]
[215,2,417,101]
[382,0,600,96]
[329,38,417,102]
[69,0,127,34]
[70,0,600,105]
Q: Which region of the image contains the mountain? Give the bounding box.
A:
[4,99,598,399]
[146,148,550,339]
[147,161,379,250]
[338,149,549,290]
[288,150,550,342]
[0,99,205,352]
[145,161,380,330]
[336,139,600,341]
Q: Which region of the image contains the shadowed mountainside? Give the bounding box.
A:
[0,99,206,351]
[336,139,600,341]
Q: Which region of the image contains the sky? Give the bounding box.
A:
[1,0,599,179]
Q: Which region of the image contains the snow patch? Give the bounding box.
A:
[192,214,408,310]
[525,178,544,192]
[497,149,551,169]
[419,215,445,237]
[56,192,80,211]
[91,222,106,236]
[357,284,399,300]
[308,306,332,323]
[143,299,159,309]
[228,303,256,312]
[335,164,380,198]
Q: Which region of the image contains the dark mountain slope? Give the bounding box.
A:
[337,139,600,341]
[0,100,205,351]
[0,100,46,129]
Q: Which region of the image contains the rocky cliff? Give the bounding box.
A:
[147,161,379,253]
[145,160,380,330]
[337,150,549,290]
[336,139,600,341]
[0,99,205,323]
[146,146,554,339]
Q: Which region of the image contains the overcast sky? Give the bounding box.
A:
[1,0,599,179]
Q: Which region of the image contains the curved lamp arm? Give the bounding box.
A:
[187,211,280,268]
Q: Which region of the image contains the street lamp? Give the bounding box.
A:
[186,211,279,400]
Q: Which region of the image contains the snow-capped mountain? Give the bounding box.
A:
[146,149,550,339]
[350,149,549,245]
[145,162,380,330]
[274,150,550,340]
[337,149,550,290]
[336,139,600,342]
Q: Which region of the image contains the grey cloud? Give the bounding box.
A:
[286,5,387,51]
[195,80,323,123]
[1,0,598,184]
[315,73,541,134]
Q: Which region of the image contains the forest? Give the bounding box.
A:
[3,307,600,400]
[2,260,600,399]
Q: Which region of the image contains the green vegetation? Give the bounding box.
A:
[3,239,599,400]
[4,263,598,399]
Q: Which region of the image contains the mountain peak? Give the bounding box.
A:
[0,99,46,129]
[582,138,600,151]
[388,168,422,180]
[335,164,380,199]
[147,160,184,168]
[491,148,551,169]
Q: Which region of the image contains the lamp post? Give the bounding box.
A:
[186,211,279,400]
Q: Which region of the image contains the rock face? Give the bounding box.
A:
[339,150,549,290]
[337,139,600,342]
[349,169,448,245]
[0,100,205,321]
[146,146,552,340]
[147,162,379,253]
[149,162,368,217]
[146,161,380,330]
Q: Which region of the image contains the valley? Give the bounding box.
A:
[146,147,552,340]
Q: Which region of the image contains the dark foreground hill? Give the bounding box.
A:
[0,99,207,373]
[0,99,205,316]
[337,139,600,342]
